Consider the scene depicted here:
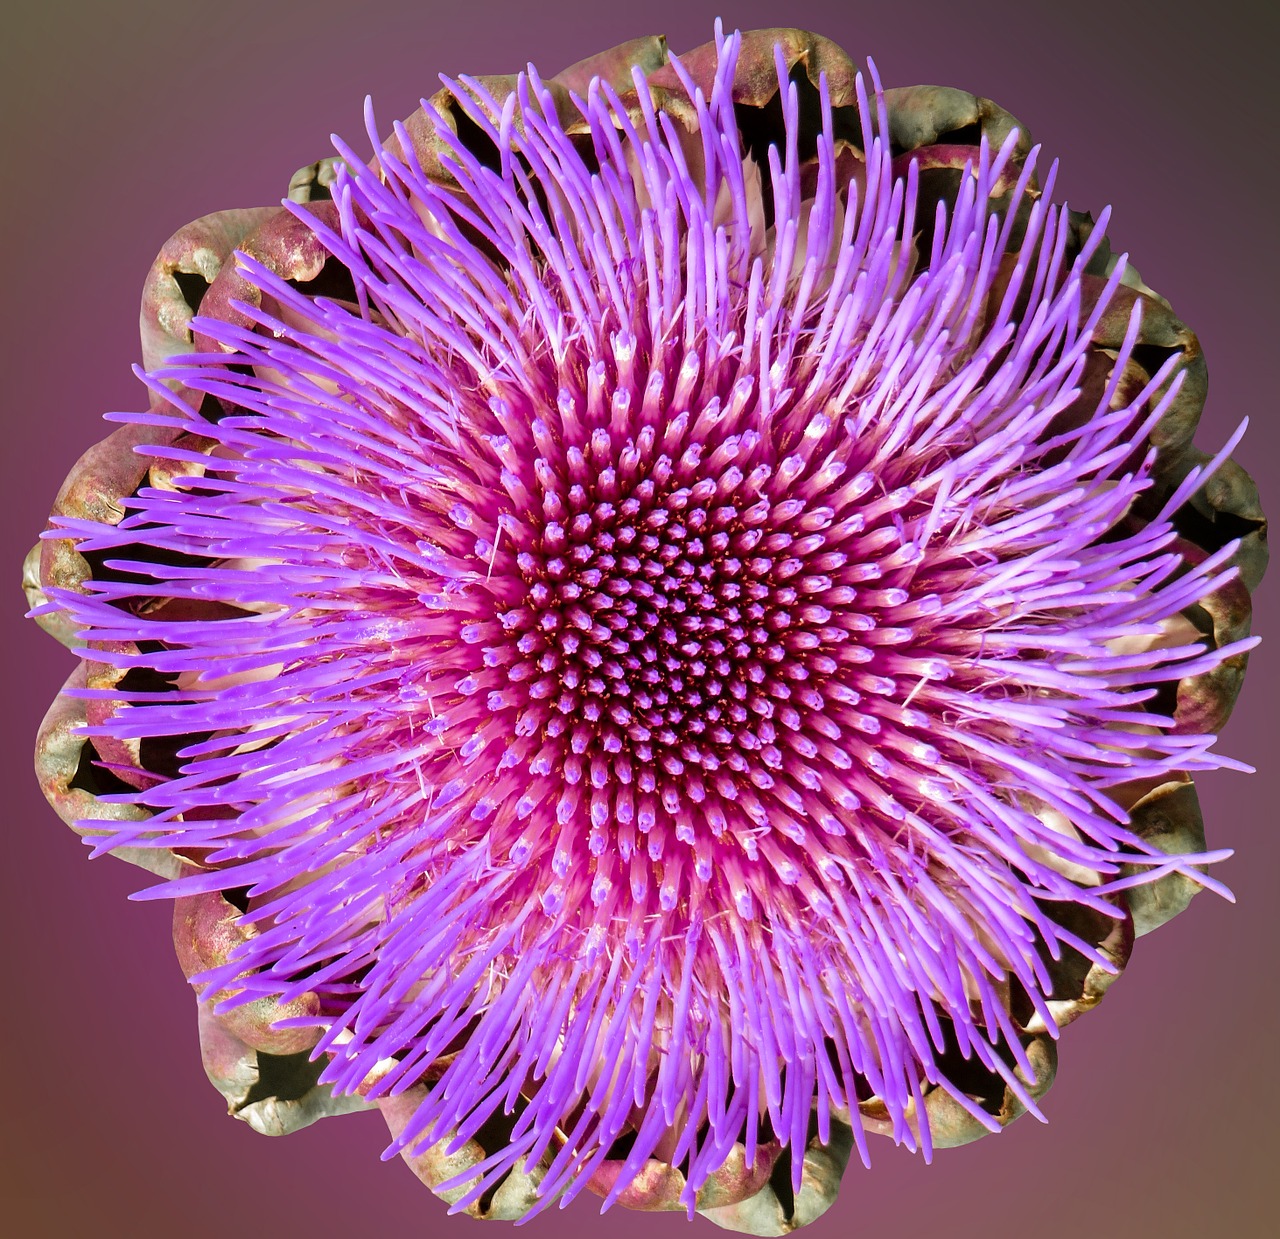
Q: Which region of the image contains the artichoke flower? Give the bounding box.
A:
[25,23,1267,1234]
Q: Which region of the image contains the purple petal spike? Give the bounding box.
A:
[28,22,1265,1234]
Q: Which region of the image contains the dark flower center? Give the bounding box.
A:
[489,376,878,859]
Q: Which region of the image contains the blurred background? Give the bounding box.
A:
[2,1,1275,1236]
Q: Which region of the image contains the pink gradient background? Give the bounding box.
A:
[3,1,1275,1235]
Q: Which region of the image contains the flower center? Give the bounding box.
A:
[495,398,862,846]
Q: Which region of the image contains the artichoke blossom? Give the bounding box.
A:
[25,23,1267,1234]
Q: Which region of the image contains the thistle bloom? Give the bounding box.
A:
[27,24,1267,1234]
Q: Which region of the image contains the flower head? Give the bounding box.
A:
[28,23,1266,1232]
